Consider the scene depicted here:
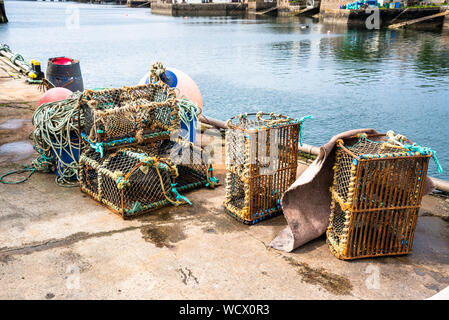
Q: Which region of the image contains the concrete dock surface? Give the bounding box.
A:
[0,60,448,300]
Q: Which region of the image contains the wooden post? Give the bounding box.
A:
[0,0,8,24]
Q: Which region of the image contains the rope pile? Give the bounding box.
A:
[32,93,82,185]
[1,93,82,186]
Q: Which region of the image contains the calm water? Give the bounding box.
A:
[1,1,449,178]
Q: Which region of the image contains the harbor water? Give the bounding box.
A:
[1,1,448,178]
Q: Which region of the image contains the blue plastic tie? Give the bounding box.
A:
[403,143,443,174]
[171,183,192,205]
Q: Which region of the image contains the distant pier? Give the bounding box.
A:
[150,2,248,17]
[3,0,448,30]
[126,0,153,7]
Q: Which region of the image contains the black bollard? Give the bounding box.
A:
[46,57,84,92]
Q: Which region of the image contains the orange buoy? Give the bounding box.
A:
[139,67,203,116]
[39,87,72,106]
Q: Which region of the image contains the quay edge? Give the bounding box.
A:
[150,2,248,17]
[126,0,153,8]
[0,58,448,300]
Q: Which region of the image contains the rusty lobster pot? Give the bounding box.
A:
[46,57,84,92]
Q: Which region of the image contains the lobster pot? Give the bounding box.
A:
[79,83,179,153]
[327,133,432,260]
[223,113,303,224]
[143,138,219,193]
[79,148,183,218]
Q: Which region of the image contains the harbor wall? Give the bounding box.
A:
[248,0,276,12]
[1,0,7,24]
[320,7,445,28]
[445,11,449,29]
[127,0,153,7]
[320,0,347,10]
[151,3,247,16]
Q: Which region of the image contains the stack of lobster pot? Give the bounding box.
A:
[78,82,218,218]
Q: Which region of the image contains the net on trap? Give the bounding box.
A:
[141,137,219,193]
[79,147,189,218]
[78,83,179,155]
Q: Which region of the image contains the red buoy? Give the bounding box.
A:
[39,87,72,106]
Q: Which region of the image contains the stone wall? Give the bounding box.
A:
[248,0,276,12]
[320,7,445,28]
[151,3,247,16]
[444,12,449,29]
[320,0,348,10]
[127,0,154,7]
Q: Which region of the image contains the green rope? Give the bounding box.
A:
[31,92,82,185]
[177,98,198,141]
[403,143,443,174]
[128,201,144,215]
[0,166,36,184]
[171,183,192,205]
[1,93,83,186]
[298,115,313,147]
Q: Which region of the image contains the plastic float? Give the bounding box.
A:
[139,63,202,142]
[38,87,72,106]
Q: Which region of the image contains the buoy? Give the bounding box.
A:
[39,87,72,106]
[139,66,203,143]
[139,67,203,115]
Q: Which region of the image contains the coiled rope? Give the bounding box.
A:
[177,98,198,141]
[0,44,33,74]
[1,93,82,186]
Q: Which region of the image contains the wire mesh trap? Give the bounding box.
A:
[79,147,191,218]
[142,138,219,193]
[327,131,435,260]
[223,112,310,224]
[78,83,179,156]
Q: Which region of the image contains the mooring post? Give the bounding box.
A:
[0,0,8,24]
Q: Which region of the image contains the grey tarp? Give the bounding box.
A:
[270,129,435,252]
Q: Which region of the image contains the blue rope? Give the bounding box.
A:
[402,143,443,174]
[0,166,36,184]
[298,115,313,147]
[81,133,104,158]
[209,176,219,184]
[171,183,192,205]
